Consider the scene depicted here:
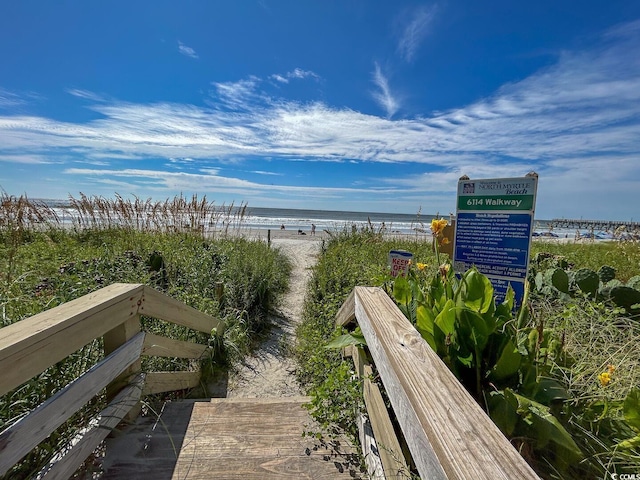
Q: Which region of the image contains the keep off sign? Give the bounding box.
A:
[388,250,413,277]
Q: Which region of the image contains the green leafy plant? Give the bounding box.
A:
[389,229,640,477]
[325,327,367,349]
[388,221,583,473]
[619,388,640,449]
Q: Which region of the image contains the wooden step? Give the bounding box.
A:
[101,397,363,479]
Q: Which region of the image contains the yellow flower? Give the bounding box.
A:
[416,262,428,271]
[439,263,450,279]
[440,237,450,245]
[598,371,611,387]
[430,218,448,236]
[607,364,616,374]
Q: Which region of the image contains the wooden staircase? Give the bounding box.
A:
[101,396,362,480]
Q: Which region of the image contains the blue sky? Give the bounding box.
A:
[1,1,639,220]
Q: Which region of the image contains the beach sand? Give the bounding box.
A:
[216,227,328,242]
[216,236,322,398]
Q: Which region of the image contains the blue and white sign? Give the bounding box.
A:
[453,175,538,305]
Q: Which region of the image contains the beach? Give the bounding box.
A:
[219,236,320,398]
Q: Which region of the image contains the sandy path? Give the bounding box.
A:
[225,237,321,398]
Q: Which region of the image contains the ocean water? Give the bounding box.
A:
[40,199,616,238]
[41,200,440,235]
[241,207,439,235]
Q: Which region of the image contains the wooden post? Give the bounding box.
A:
[267,228,271,247]
[351,287,540,479]
[103,314,142,421]
[348,346,410,478]
[215,281,224,304]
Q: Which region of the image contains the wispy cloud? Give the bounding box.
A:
[270,68,319,84]
[396,5,437,63]
[3,17,639,166]
[0,89,44,110]
[270,74,288,84]
[371,62,400,118]
[168,157,197,164]
[0,154,56,164]
[251,170,282,176]
[211,77,262,109]
[63,167,401,198]
[0,88,24,108]
[66,89,106,102]
[289,68,319,80]
[178,41,199,59]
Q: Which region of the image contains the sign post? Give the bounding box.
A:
[453,174,538,306]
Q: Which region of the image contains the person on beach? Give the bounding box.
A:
[280,224,285,230]
[311,224,316,235]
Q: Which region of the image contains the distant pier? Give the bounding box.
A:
[549,219,640,231]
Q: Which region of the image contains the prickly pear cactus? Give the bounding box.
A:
[605,279,623,289]
[573,268,599,297]
[627,275,640,291]
[546,268,569,294]
[600,279,624,298]
[609,285,640,313]
[597,265,616,284]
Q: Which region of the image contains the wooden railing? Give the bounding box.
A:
[336,286,540,480]
[0,283,221,479]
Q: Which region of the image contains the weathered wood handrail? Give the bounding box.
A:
[0,283,221,479]
[338,286,539,480]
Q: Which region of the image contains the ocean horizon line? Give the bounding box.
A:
[21,196,639,226]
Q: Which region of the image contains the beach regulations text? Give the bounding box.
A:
[453,175,538,305]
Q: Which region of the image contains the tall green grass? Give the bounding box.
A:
[0,194,290,479]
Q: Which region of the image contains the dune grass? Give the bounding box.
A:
[0,193,290,479]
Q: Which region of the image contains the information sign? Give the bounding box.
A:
[454,175,538,305]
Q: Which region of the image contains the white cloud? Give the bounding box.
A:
[211,77,262,109]
[396,5,437,63]
[66,89,106,102]
[271,74,288,84]
[0,88,24,108]
[371,62,400,118]
[251,170,282,176]
[269,68,320,84]
[0,154,56,164]
[63,167,403,199]
[168,157,197,164]
[289,68,319,80]
[178,41,199,59]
